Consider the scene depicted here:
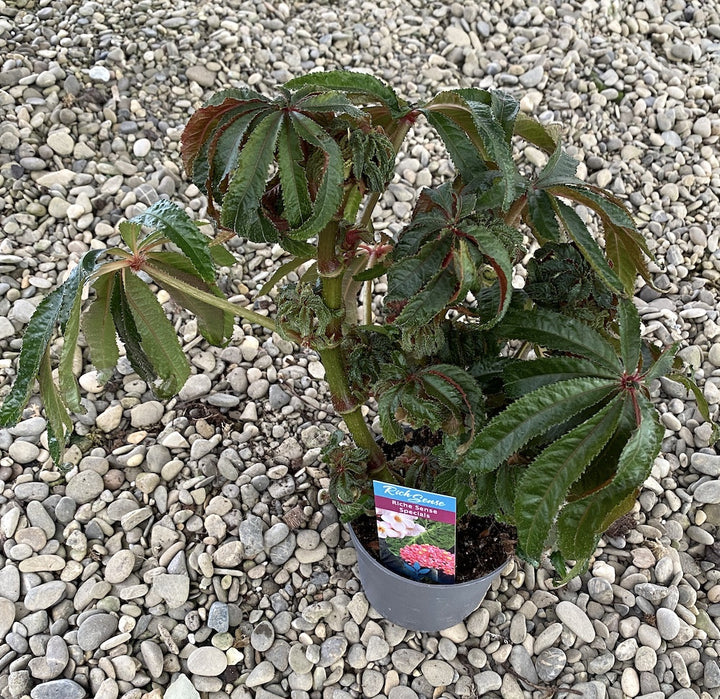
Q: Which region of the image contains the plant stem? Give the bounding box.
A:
[317,221,343,339]
[316,219,389,476]
[317,344,386,473]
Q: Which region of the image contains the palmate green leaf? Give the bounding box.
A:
[0,250,103,427]
[38,347,73,465]
[58,280,84,413]
[389,200,514,330]
[121,272,190,398]
[504,357,618,398]
[513,112,559,153]
[392,208,449,259]
[604,222,653,293]
[387,235,453,303]
[490,91,520,142]
[424,91,520,209]
[144,252,233,346]
[557,396,664,564]
[465,223,513,327]
[221,111,284,241]
[462,377,618,475]
[336,492,373,523]
[434,466,474,518]
[132,200,216,284]
[399,388,447,430]
[515,399,622,561]
[180,90,265,177]
[551,199,624,295]
[277,115,312,228]
[550,183,651,294]
[83,272,119,382]
[209,244,237,267]
[349,127,396,193]
[377,368,446,434]
[110,275,157,385]
[395,271,458,328]
[498,305,622,372]
[420,364,484,450]
[425,111,488,183]
[533,144,583,190]
[276,283,339,345]
[450,89,520,210]
[618,298,641,372]
[642,342,679,382]
[285,112,345,239]
[208,107,268,199]
[284,70,407,118]
[119,221,141,250]
[525,189,561,243]
[375,359,457,442]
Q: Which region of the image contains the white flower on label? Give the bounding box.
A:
[376,508,426,539]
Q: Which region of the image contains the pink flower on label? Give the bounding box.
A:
[376,508,426,538]
[399,543,455,575]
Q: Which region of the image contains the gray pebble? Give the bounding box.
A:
[187,646,227,676]
[318,636,347,667]
[207,601,229,633]
[24,581,67,611]
[77,613,118,651]
[556,601,595,643]
[656,608,681,640]
[251,620,275,652]
[536,647,566,682]
[30,679,87,699]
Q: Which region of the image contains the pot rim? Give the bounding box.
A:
[347,521,509,590]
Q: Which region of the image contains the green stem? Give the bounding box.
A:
[142,262,282,336]
[319,346,387,474]
[316,217,389,476]
[358,191,381,231]
[317,220,344,339]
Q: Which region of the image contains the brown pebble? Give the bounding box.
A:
[104,469,126,490]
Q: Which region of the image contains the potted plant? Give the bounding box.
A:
[0,71,711,630]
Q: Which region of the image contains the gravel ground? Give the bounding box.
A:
[1,0,720,698]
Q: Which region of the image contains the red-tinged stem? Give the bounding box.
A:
[316,218,388,476]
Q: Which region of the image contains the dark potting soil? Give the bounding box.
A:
[352,512,517,583]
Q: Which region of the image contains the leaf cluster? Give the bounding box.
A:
[1,70,712,582]
[525,242,614,329]
[0,201,236,464]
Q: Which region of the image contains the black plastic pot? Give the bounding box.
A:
[348,523,508,632]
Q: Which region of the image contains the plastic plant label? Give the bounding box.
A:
[372,480,457,584]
